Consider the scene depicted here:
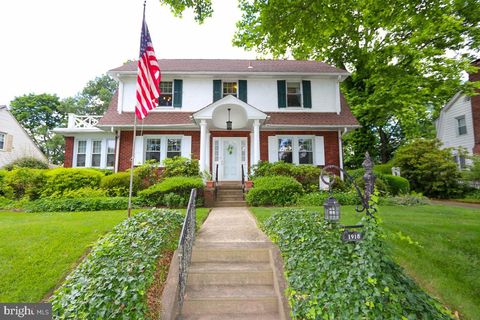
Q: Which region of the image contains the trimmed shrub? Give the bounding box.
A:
[354,175,389,195]
[380,193,430,206]
[138,176,203,207]
[246,176,303,206]
[251,161,321,190]
[134,160,163,189]
[51,209,184,319]
[1,168,47,200]
[101,172,141,197]
[374,163,393,175]
[25,197,134,212]
[2,156,49,170]
[381,174,410,195]
[41,168,104,197]
[297,191,361,206]
[162,156,200,177]
[465,189,480,200]
[60,187,107,198]
[262,209,453,319]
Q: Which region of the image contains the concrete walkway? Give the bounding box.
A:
[180,207,290,320]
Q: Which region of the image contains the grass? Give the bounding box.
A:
[0,207,210,303]
[250,204,480,320]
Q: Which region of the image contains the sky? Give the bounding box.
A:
[0,0,258,106]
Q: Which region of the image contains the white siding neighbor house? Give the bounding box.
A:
[0,105,48,168]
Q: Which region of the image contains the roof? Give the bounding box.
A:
[96,92,358,128]
[109,59,349,75]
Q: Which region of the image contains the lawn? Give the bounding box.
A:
[0,207,210,303]
[250,204,480,320]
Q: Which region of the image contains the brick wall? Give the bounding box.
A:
[117,130,200,171]
[470,60,480,154]
[64,136,74,168]
[260,130,340,167]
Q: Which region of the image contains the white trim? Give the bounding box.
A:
[117,81,124,113]
[142,134,187,165]
[73,136,116,169]
[268,135,318,165]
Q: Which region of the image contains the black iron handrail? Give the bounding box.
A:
[177,188,197,315]
[215,163,219,184]
[241,164,245,192]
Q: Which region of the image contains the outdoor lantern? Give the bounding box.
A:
[324,196,340,222]
[226,108,232,130]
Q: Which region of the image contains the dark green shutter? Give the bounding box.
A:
[239,80,247,103]
[213,80,222,102]
[173,79,183,108]
[302,80,312,108]
[277,80,286,108]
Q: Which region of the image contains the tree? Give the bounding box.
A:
[63,74,118,115]
[393,139,462,198]
[233,0,480,166]
[159,0,213,23]
[10,94,64,164]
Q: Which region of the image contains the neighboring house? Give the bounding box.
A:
[54,59,359,181]
[436,59,480,168]
[0,105,48,168]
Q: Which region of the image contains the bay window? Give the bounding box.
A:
[74,137,115,168]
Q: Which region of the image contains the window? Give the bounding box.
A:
[167,138,182,158]
[287,82,301,107]
[146,138,161,162]
[76,140,87,167]
[159,81,173,106]
[106,139,115,167]
[457,116,467,135]
[223,82,237,98]
[298,138,313,164]
[0,133,5,150]
[91,140,102,167]
[278,138,293,163]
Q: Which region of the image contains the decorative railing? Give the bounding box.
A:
[67,114,102,128]
[241,164,245,192]
[177,188,197,314]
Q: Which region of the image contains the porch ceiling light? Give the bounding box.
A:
[226,108,232,130]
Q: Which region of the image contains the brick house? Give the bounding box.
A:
[55,59,359,181]
[436,59,480,167]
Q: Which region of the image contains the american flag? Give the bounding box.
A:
[135,13,161,120]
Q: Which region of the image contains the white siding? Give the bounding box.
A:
[118,76,339,113]
[436,94,475,154]
[0,108,47,168]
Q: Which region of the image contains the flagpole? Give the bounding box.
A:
[127,115,137,218]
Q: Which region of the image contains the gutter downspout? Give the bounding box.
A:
[114,130,121,173]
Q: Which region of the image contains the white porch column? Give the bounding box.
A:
[199,120,207,172]
[253,119,261,165]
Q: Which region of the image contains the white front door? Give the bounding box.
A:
[213,137,247,181]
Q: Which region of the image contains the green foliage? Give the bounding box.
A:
[262,209,453,319]
[162,156,200,178]
[26,197,134,212]
[133,160,162,189]
[234,0,480,165]
[51,209,183,319]
[393,139,462,198]
[297,191,361,206]
[42,168,104,197]
[374,163,393,175]
[381,175,410,196]
[355,175,389,195]
[380,193,430,206]
[60,187,107,198]
[464,189,480,200]
[138,176,203,207]
[3,157,48,170]
[10,93,64,164]
[159,0,213,23]
[465,155,480,182]
[101,172,141,197]
[246,176,303,206]
[1,168,47,200]
[251,161,320,190]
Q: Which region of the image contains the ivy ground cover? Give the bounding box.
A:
[0,208,209,303]
[250,205,480,320]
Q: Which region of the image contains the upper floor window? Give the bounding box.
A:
[159,81,173,107]
[223,82,237,98]
[0,133,5,150]
[457,116,467,135]
[287,82,302,107]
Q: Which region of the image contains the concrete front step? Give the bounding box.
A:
[181,313,280,320]
[214,201,247,207]
[187,269,273,286]
[189,262,271,273]
[216,194,245,200]
[182,296,278,315]
[192,248,270,263]
[185,284,276,299]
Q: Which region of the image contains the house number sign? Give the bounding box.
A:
[342,230,363,242]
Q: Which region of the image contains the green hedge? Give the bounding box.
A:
[381,175,410,195]
[246,176,303,206]
[42,168,105,197]
[297,191,361,206]
[263,209,453,319]
[251,161,320,191]
[25,197,135,212]
[162,156,200,177]
[2,156,49,170]
[1,168,47,200]
[101,172,141,197]
[51,208,184,319]
[138,176,203,207]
